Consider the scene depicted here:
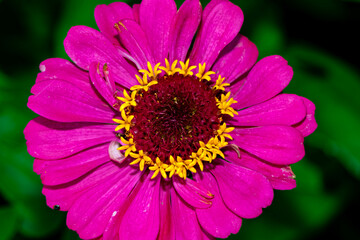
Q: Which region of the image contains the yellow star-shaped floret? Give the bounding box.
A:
[159,58,180,76]
[149,157,169,179]
[118,137,136,157]
[213,75,230,91]
[113,110,134,131]
[117,89,137,112]
[179,59,197,76]
[129,150,152,171]
[139,61,162,80]
[130,74,158,92]
[196,63,215,81]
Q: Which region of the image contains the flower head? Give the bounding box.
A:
[24,0,317,240]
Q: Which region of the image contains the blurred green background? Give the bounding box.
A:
[0,0,359,239]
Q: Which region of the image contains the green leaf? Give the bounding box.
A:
[284,45,360,179]
[0,207,17,240]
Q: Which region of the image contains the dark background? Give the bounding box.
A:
[0,0,359,239]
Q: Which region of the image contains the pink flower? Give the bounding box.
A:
[24,0,317,239]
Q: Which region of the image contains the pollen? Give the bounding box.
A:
[113,59,238,179]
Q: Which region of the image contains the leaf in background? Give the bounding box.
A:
[0,206,17,240]
[250,6,285,58]
[61,228,81,240]
[288,159,343,229]
[285,44,360,179]
[0,71,63,238]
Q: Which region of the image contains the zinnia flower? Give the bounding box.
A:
[24,0,317,239]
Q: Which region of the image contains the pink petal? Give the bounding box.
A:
[212,34,258,83]
[36,58,99,98]
[64,25,138,88]
[116,19,155,69]
[195,171,242,238]
[89,62,118,109]
[94,2,134,45]
[132,4,140,23]
[28,79,116,123]
[211,160,274,219]
[102,207,122,240]
[37,58,87,83]
[171,188,207,240]
[42,162,120,211]
[119,174,160,240]
[33,144,110,186]
[190,1,244,69]
[231,55,293,110]
[173,176,213,209]
[139,0,177,63]
[24,117,116,159]
[232,94,307,127]
[202,0,227,19]
[158,183,175,240]
[294,97,317,137]
[169,0,202,62]
[67,165,142,239]
[224,148,296,190]
[232,125,305,165]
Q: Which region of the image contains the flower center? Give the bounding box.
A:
[131,73,220,162]
[113,59,238,179]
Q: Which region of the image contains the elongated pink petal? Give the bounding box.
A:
[37,58,87,82]
[36,58,100,98]
[132,4,140,23]
[231,55,293,110]
[139,0,177,63]
[232,125,305,165]
[89,62,118,108]
[171,189,206,240]
[195,171,242,238]
[64,25,138,88]
[102,208,122,240]
[224,148,296,190]
[169,0,202,62]
[94,2,134,45]
[158,184,175,240]
[42,162,120,211]
[211,160,274,219]
[173,176,213,209]
[67,165,142,239]
[116,19,155,69]
[119,174,160,240]
[212,34,258,83]
[25,117,116,159]
[190,1,243,69]
[294,97,317,137]
[33,144,110,185]
[232,94,307,126]
[28,79,116,123]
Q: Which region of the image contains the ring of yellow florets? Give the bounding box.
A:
[113,59,238,179]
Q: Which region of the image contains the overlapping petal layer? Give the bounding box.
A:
[24,0,317,240]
